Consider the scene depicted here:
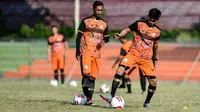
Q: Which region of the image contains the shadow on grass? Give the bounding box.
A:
[26,99,72,105]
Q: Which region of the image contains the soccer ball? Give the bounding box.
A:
[69,80,77,87]
[50,79,58,87]
[100,84,109,93]
[111,96,125,109]
[73,94,87,105]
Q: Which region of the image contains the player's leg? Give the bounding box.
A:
[144,76,157,107]
[139,68,146,94]
[52,56,59,82]
[110,65,125,97]
[118,74,126,88]
[59,56,65,85]
[125,66,136,93]
[111,53,135,97]
[85,56,99,104]
[100,53,135,104]
[80,55,92,101]
[124,74,132,93]
[139,60,157,107]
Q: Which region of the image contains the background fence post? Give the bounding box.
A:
[28,43,32,81]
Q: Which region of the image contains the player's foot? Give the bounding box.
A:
[141,91,146,94]
[118,84,125,89]
[60,84,65,87]
[85,100,95,106]
[127,91,132,94]
[143,103,152,108]
[100,94,112,104]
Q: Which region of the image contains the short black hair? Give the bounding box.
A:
[51,25,57,29]
[93,1,104,9]
[148,8,161,20]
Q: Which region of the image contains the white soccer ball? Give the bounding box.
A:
[111,96,125,109]
[50,79,58,87]
[73,94,87,105]
[100,84,109,93]
[69,80,77,87]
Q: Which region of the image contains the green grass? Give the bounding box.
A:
[0,79,199,112]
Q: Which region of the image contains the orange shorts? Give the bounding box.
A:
[80,55,101,79]
[120,53,156,76]
[52,55,65,70]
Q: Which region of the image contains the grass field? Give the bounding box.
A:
[0,79,200,112]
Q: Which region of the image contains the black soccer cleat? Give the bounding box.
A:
[84,100,95,106]
[118,84,125,89]
[127,91,132,94]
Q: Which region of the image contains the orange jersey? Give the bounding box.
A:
[77,16,109,58]
[48,34,66,56]
[128,20,161,59]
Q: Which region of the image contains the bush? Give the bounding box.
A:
[32,22,51,38]
[59,24,74,39]
[160,30,180,41]
[20,24,34,38]
[20,23,75,39]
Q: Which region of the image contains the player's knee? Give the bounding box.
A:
[124,74,129,79]
[116,66,126,75]
[82,75,89,86]
[54,70,58,75]
[113,73,122,82]
[89,76,96,81]
[148,76,157,86]
[60,69,64,74]
[126,78,131,83]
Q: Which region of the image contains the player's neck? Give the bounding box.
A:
[54,33,59,36]
[92,15,101,20]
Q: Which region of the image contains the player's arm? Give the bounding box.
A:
[114,28,130,39]
[99,25,110,46]
[47,40,52,63]
[119,37,128,44]
[115,21,138,39]
[152,39,159,61]
[152,27,161,63]
[76,19,86,61]
[112,48,127,69]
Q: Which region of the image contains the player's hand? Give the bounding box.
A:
[76,55,80,61]
[153,60,158,68]
[96,43,102,50]
[114,33,120,39]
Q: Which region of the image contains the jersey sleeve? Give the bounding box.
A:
[128,21,138,31]
[47,38,51,45]
[103,25,109,37]
[77,19,86,33]
[62,35,65,42]
[120,48,127,56]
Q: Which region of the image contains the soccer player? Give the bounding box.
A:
[76,1,109,105]
[111,38,146,94]
[47,25,68,87]
[101,8,161,107]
